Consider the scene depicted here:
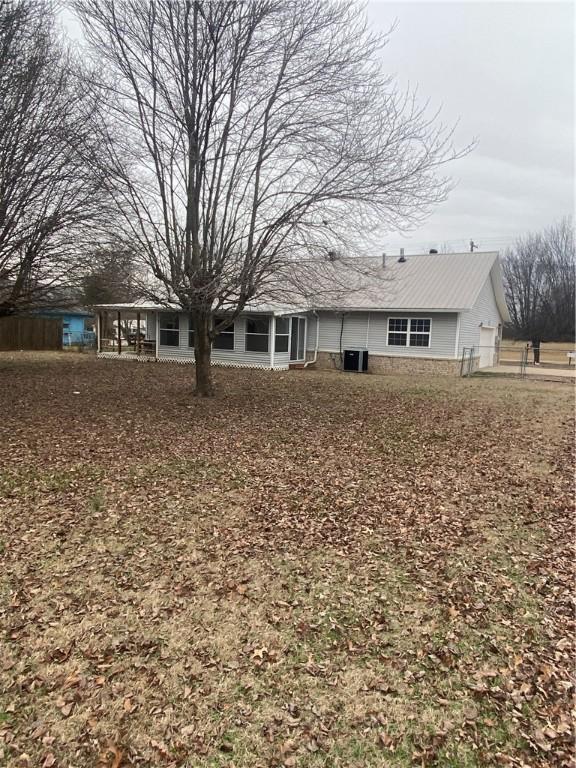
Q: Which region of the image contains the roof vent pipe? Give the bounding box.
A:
[398,248,406,263]
[382,252,386,267]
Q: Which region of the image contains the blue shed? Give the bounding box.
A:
[33,307,96,346]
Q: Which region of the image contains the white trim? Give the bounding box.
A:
[273,316,290,360]
[213,314,235,350]
[315,306,470,314]
[303,311,320,368]
[386,317,432,348]
[155,313,159,359]
[244,314,269,354]
[269,315,275,368]
[289,315,307,362]
[158,311,181,348]
[365,312,371,347]
[454,313,461,358]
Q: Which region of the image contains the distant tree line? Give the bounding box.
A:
[502,218,575,343]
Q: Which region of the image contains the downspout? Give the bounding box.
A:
[338,312,346,369]
[303,311,320,368]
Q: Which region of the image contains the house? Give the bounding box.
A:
[33,307,96,346]
[94,251,509,375]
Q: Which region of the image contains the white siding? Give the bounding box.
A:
[317,312,337,350]
[273,351,291,367]
[306,314,317,351]
[157,313,288,368]
[317,311,458,358]
[458,273,503,356]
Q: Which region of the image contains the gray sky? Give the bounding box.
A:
[366,1,574,254]
[61,1,573,256]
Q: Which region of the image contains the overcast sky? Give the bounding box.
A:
[62,2,573,256]
[366,1,574,254]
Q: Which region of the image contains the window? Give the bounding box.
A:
[409,318,431,347]
[387,318,431,348]
[245,316,269,352]
[160,313,180,346]
[213,315,234,350]
[275,317,289,353]
[387,318,408,346]
[188,315,195,347]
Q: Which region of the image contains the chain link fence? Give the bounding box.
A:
[461,343,575,379]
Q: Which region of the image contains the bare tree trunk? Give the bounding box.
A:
[193,312,214,397]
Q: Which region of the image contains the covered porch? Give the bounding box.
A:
[96,306,158,359]
[95,303,315,369]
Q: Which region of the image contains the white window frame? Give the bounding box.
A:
[274,316,290,354]
[159,312,180,347]
[387,317,432,348]
[289,315,307,361]
[213,315,235,350]
[245,315,270,353]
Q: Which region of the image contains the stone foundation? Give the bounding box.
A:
[309,351,461,376]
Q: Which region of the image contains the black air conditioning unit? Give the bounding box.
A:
[343,349,369,372]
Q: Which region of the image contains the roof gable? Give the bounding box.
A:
[269,251,502,313]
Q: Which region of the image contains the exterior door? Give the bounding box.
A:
[290,317,306,361]
[479,326,496,368]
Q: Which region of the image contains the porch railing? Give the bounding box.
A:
[100,337,156,355]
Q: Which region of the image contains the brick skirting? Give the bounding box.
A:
[308,351,461,376]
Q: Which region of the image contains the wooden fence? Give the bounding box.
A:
[0,316,62,351]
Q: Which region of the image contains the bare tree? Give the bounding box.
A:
[538,218,575,342]
[503,217,575,342]
[75,0,473,395]
[81,245,140,306]
[0,0,110,315]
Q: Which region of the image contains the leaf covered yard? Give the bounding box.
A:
[0,355,573,768]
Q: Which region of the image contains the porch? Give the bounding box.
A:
[97,308,157,359]
[95,305,313,369]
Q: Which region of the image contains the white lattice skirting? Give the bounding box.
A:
[96,352,288,370]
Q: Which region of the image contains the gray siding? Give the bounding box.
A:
[157,313,290,368]
[273,351,291,367]
[458,273,503,355]
[306,314,318,351]
[317,311,458,359]
[145,311,156,340]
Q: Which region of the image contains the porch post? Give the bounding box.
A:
[97,312,102,353]
[136,311,141,355]
[117,311,122,355]
[155,312,160,360]
[269,315,276,369]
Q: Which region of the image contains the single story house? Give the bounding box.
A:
[95,251,510,375]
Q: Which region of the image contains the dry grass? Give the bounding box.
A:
[500,340,575,366]
[0,354,573,768]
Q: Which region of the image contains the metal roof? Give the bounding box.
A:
[302,252,508,315]
[92,299,296,316]
[93,251,510,321]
